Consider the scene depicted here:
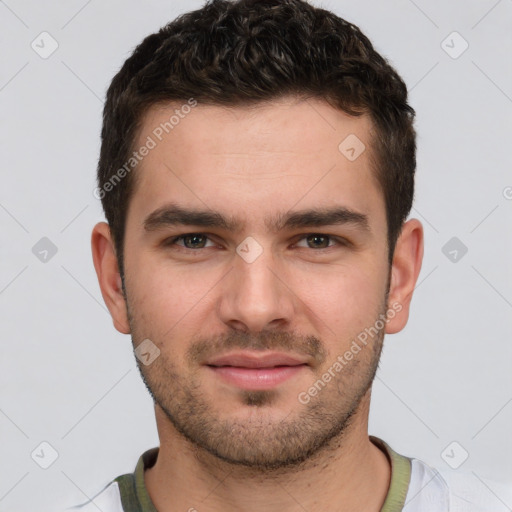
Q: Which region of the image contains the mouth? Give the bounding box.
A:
[204,351,309,390]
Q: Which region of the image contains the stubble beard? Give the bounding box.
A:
[129,315,385,474]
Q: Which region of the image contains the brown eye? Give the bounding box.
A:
[306,234,331,249]
[167,233,215,249]
[295,234,339,249]
[182,234,207,248]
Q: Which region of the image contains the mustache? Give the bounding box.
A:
[186,330,328,366]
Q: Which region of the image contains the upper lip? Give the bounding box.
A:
[205,351,309,368]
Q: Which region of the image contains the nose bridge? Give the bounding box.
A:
[218,236,293,331]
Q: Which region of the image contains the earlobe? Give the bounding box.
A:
[385,218,424,335]
[91,222,131,334]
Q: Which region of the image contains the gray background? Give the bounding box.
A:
[1,0,511,510]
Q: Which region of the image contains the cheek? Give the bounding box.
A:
[126,255,220,338]
[296,263,386,339]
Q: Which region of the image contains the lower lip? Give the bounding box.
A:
[206,365,307,390]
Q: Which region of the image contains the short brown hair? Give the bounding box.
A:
[97,0,416,278]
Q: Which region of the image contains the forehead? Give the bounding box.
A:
[127,96,384,232]
[139,96,374,160]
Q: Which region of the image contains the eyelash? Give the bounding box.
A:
[164,233,349,252]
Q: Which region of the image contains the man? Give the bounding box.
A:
[70,0,505,510]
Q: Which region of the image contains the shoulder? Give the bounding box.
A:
[61,447,157,512]
[63,480,125,512]
[437,466,512,512]
[408,456,512,512]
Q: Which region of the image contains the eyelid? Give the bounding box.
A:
[166,233,217,249]
[293,234,348,249]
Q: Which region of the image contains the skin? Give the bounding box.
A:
[92,96,423,512]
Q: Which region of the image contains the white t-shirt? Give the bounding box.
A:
[65,436,512,512]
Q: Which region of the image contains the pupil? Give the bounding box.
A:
[185,234,204,248]
[182,235,329,249]
[309,235,327,248]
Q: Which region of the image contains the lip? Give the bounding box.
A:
[205,351,309,368]
[204,351,309,390]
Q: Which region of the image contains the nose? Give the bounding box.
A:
[216,242,296,333]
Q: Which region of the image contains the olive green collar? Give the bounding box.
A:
[115,447,158,512]
[370,435,412,512]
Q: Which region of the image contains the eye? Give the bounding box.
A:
[167,233,216,250]
[294,234,345,249]
[163,232,348,252]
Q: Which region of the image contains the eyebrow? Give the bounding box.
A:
[143,202,370,234]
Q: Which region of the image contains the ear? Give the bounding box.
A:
[385,218,424,334]
[91,222,131,334]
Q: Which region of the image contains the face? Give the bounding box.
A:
[120,97,394,470]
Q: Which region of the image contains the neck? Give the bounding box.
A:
[145,392,391,512]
